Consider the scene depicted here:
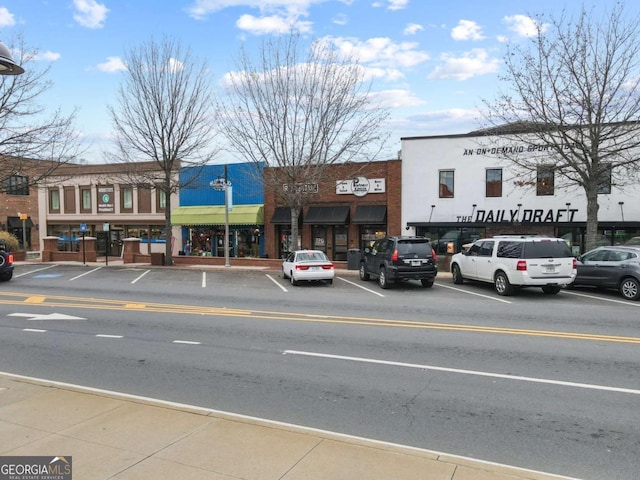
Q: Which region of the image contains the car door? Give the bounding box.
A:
[457,241,482,279]
[365,239,385,275]
[598,249,633,288]
[576,249,610,285]
[474,240,495,281]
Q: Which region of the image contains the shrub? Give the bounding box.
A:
[0,231,20,252]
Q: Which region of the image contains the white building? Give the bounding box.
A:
[401,132,640,255]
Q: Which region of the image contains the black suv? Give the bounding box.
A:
[0,240,14,281]
[359,236,438,289]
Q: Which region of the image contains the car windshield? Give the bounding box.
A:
[397,241,431,256]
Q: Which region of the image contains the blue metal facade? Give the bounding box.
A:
[179,162,264,206]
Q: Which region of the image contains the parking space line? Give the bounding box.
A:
[563,290,640,306]
[436,283,512,304]
[23,329,47,333]
[131,269,151,284]
[266,274,288,292]
[69,267,102,281]
[14,265,58,277]
[339,277,385,297]
[173,340,201,345]
[96,334,124,339]
[202,271,206,288]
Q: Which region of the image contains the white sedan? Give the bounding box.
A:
[282,249,335,286]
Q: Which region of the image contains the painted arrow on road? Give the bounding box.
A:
[8,313,87,321]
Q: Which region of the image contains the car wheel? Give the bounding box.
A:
[290,272,299,286]
[451,264,463,284]
[421,279,434,288]
[494,271,514,296]
[541,285,561,295]
[326,279,333,285]
[282,267,288,279]
[379,267,390,289]
[0,255,6,267]
[619,277,640,300]
[0,272,11,281]
[359,263,370,281]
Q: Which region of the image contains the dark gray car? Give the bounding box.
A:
[571,246,640,300]
[359,236,438,289]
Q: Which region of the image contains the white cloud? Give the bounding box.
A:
[325,36,430,69]
[236,14,313,34]
[73,0,108,29]
[404,23,423,36]
[387,0,408,10]
[451,19,485,41]
[35,51,61,62]
[369,89,427,108]
[333,13,348,26]
[0,7,16,27]
[187,0,325,20]
[96,56,126,73]
[503,14,548,38]
[428,48,500,81]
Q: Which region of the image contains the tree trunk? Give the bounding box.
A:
[290,206,300,254]
[584,186,599,252]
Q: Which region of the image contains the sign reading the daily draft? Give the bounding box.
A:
[336,177,385,196]
[97,185,115,213]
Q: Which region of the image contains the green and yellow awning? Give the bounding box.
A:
[171,205,264,226]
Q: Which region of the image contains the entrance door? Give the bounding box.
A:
[312,226,326,253]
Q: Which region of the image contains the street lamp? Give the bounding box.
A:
[0,40,24,75]
[209,169,231,267]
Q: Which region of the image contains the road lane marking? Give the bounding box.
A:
[339,277,385,297]
[266,274,288,292]
[173,340,202,345]
[69,267,102,281]
[202,272,207,288]
[563,290,640,306]
[284,350,640,396]
[96,334,123,338]
[131,269,151,284]
[22,328,47,333]
[435,283,512,303]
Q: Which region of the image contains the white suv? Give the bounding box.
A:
[450,235,576,296]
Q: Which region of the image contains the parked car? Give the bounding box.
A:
[450,235,576,296]
[0,240,14,281]
[282,249,335,286]
[359,236,438,289]
[625,236,640,246]
[569,246,640,300]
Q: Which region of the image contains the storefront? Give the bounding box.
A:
[401,132,640,255]
[264,160,400,260]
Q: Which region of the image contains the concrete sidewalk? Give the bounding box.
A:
[0,373,578,480]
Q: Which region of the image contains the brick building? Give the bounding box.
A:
[263,159,401,261]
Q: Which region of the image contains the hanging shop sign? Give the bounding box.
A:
[336,177,385,196]
[97,185,115,214]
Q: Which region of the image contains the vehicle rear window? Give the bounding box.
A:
[496,241,523,258]
[522,241,572,259]
[397,240,431,256]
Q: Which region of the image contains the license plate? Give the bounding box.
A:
[311,266,321,271]
[544,265,556,273]
[411,260,421,266]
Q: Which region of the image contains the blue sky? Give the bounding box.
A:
[1,0,635,164]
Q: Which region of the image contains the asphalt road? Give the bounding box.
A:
[1,263,639,479]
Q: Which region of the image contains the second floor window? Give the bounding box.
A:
[536,166,554,196]
[486,168,502,197]
[49,189,60,213]
[597,164,612,194]
[439,170,454,198]
[157,189,166,211]
[5,175,29,195]
[81,187,92,212]
[121,186,133,212]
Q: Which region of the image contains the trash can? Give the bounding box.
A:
[347,248,361,270]
[150,252,165,266]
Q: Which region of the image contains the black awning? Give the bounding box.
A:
[270,207,300,225]
[352,205,387,224]
[7,217,34,228]
[304,206,350,225]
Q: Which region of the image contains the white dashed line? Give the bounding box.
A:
[172,340,202,345]
[96,334,124,339]
[22,328,47,333]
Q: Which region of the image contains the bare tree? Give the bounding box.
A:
[216,31,390,252]
[0,34,83,192]
[107,36,220,265]
[482,3,640,251]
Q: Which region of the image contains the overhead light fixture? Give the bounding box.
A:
[0,40,24,75]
